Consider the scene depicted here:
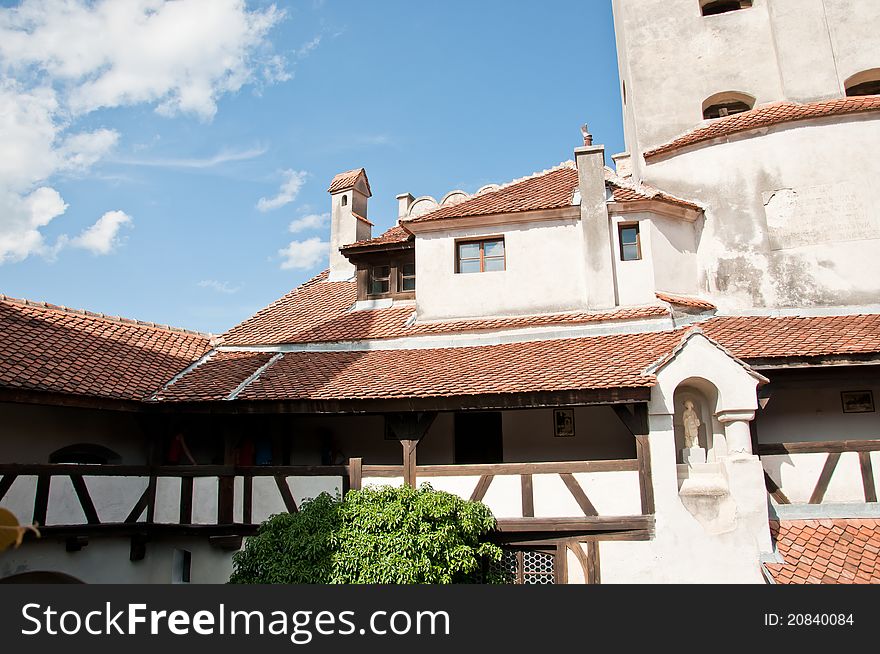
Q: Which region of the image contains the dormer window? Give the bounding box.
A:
[700,0,752,16]
[370,265,391,295]
[845,69,880,97]
[399,262,416,291]
[456,238,505,274]
[702,92,755,119]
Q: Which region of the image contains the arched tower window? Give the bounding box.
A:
[341,194,348,207]
[700,0,752,16]
[702,91,755,119]
[49,443,122,465]
[844,69,880,97]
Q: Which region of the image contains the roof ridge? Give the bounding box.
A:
[482,160,577,195]
[0,293,211,338]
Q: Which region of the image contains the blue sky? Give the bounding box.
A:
[0,0,624,334]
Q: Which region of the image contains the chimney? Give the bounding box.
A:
[611,152,632,179]
[396,192,415,223]
[327,168,372,281]
[574,125,616,309]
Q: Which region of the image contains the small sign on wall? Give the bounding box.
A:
[841,390,874,413]
[553,409,575,437]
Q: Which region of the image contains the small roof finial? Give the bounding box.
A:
[581,124,593,146]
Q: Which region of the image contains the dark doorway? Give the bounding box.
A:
[455,412,503,464]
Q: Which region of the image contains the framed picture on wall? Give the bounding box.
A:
[553,409,575,437]
[841,390,874,413]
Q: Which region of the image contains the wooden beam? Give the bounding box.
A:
[0,463,349,478]
[470,475,493,502]
[559,473,598,516]
[758,439,880,455]
[385,412,437,441]
[586,541,601,585]
[70,475,100,525]
[763,471,791,505]
[495,516,652,533]
[242,475,253,524]
[0,474,16,503]
[144,476,157,523]
[809,452,841,504]
[401,440,417,489]
[521,474,534,518]
[859,452,877,503]
[217,476,235,524]
[635,435,655,515]
[274,476,298,513]
[612,403,649,436]
[32,474,50,527]
[348,458,362,492]
[125,484,151,523]
[567,540,591,583]
[179,476,194,524]
[555,541,567,584]
[359,465,404,478]
[415,459,638,477]
[493,529,654,546]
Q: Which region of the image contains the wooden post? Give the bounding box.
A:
[555,541,568,584]
[635,434,655,515]
[179,476,194,524]
[402,440,417,488]
[348,457,362,492]
[521,474,534,517]
[33,474,50,526]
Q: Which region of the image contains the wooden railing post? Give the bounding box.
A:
[401,441,417,488]
[348,457,362,492]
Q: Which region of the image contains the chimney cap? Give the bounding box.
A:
[327,168,372,197]
[580,124,593,146]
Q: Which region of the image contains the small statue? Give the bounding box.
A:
[682,400,701,449]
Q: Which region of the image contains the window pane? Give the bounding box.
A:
[483,239,504,258]
[458,242,480,260]
[458,258,481,274]
[622,243,640,261]
[620,227,638,246]
[370,279,390,294]
[371,265,390,280]
[484,256,505,272]
[401,277,416,291]
[401,262,415,277]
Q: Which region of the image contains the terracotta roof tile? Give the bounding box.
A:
[0,296,212,401]
[327,168,371,195]
[340,225,412,251]
[766,520,880,584]
[162,330,685,403]
[645,96,880,160]
[220,271,669,346]
[701,314,880,360]
[655,292,716,311]
[154,351,276,402]
[403,163,580,224]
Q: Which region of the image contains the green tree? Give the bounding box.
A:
[229,484,503,584]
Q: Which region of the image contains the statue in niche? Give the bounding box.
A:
[682,400,701,449]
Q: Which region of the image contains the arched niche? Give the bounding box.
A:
[844,69,880,97]
[702,91,755,119]
[672,377,726,463]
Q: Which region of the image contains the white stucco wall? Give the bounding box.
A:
[414,218,588,320]
[0,537,236,584]
[763,451,880,505]
[644,116,880,310]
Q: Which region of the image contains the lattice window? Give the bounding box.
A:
[483,548,555,584]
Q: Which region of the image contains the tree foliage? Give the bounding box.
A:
[229,484,503,584]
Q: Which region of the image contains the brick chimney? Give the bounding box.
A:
[327,168,372,281]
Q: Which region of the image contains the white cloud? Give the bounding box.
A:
[114,146,267,169]
[257,169,308,212]
[278,237,327,270]
[71,210,133,255]
[297,36,322,59]
[198,279,242,294]
[288,212,329,234]
[0,0,288,264]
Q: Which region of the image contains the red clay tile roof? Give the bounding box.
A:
[608,177,703,212]
[0,295,212,401]
[162,330,686,403]
[701,314,880,360]
[765,519,880,584]
[656,292,716,311]
[403,164,580,224]
[340,225,412,251]
[327,168,371,196]
[645,96,880,160]
[220,271,669,346]
[154,351,276,402]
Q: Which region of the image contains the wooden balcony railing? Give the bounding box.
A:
[758,439,880,505]
[0,454,655,543]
